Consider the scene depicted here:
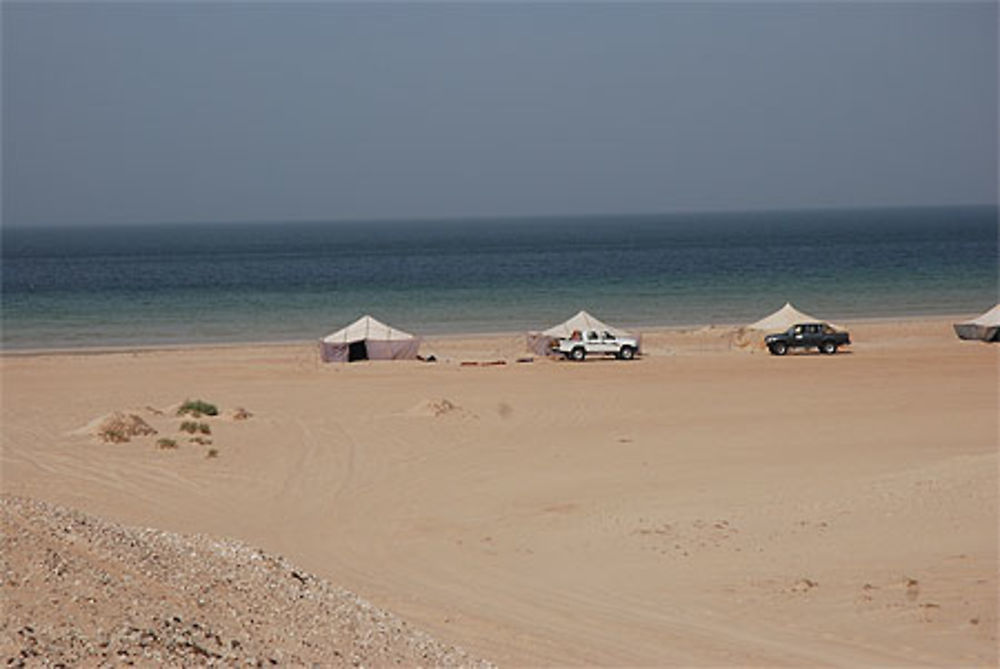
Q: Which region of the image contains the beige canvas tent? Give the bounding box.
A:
[319,315,420,362]
[953,304,1000,342]
[747,302,841,331]
[527,310,633,356]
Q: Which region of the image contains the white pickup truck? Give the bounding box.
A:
[554,329,640,361]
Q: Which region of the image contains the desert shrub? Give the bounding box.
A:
[198,422,211,435]
[177,399,218,417]
[103,427,130,444]
[180,421,199,434]
[206,448,219,459]
[156,438,178,450]
[189,436,212,445]
[93,412,156,443]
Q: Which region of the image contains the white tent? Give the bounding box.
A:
[746,302,842,332]
[527,310,632,356]
[954,304,1000,342]
[319,315,421,362]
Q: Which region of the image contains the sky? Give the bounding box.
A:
[2,1,997,227]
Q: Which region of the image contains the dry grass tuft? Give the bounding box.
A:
[177,399,218,417]
[180,421,211,435]
[89,412,157,444]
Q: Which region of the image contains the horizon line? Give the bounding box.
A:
[4,202,997,230]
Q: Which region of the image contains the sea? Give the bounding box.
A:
[1,206,996,350]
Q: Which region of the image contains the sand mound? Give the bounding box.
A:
[79,411,158,443]
[406,398,474,419]
[228,407,253,421]
[729,327,766,351]
[0,495,490,667]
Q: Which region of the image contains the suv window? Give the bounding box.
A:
[587,331,599,341]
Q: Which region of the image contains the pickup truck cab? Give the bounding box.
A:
[765,322,850,356]
[555,329,639,361]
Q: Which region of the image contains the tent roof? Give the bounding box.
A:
[958,304,1000,327]
[321,315,415,343]
[747,302,841,331]
[540,310,629,337]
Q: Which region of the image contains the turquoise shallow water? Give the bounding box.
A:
[2,206,996,349]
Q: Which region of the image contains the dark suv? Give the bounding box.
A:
[765,322,851,356]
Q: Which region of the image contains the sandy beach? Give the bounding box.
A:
[1,317,997,666]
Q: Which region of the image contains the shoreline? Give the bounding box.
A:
[0,311,973,358]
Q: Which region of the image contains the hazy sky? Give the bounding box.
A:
[3,1,997,227]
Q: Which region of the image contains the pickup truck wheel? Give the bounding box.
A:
[820,340,838,355]
[769,342,788,356]
[570,347,586,362]
[619,346,635,360]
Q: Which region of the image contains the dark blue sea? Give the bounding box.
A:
[2,207,996,350]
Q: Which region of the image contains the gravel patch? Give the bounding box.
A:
[1,495,492,667]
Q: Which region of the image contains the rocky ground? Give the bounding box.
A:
[0,496,491,667]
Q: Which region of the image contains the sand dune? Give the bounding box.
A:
[1,318,996,665]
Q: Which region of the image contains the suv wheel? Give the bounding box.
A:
[820,340,838,355]
[769,342,788,356]
[571,347,586,362]
[619,346,635,360]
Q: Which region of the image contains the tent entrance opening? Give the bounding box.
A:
[348,341,368,362]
